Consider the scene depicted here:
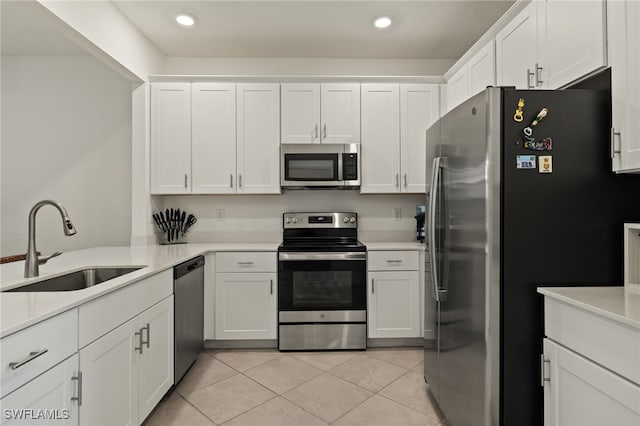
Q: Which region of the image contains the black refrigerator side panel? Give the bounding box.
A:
[500,88,640,426]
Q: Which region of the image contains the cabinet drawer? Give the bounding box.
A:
[368,251,419,271]
[79,269,172,348]
[216,252,276,273]
[1,309,78,398]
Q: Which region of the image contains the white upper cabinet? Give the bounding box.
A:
[191,83,237,194]
[446,66,469,112]
[361,84,400,193]
[537,0,606,89]
[236,83,281,194]
[497,0,606,90]
[151,82,280,194]
[400,84,440,193]
[150,83,192,194]
[281,83,360,144]
[281,84,321,144]
[362,84,438,194]
[496,2,539,89]
[321,84,360,144]
[446,40,495,111]
[608,0,640,173]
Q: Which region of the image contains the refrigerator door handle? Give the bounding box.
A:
[428,156,443,302]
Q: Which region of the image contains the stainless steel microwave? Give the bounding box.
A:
[281,144,360,189]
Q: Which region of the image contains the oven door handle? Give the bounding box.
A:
[278,252,366,261]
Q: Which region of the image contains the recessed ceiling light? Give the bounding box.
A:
[175,13,196,27]
[373,16,392,29]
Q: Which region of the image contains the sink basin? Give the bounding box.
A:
[6,267,144,292]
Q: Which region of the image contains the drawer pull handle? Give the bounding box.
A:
[237,261,254,266]
[71,372,83,406]
[386,260,403,263]
[270,279,273,295]
[9,349,48,370]
[372,278,375,294]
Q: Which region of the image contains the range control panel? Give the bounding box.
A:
[283,212,357,229]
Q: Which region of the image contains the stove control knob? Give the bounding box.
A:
[285,217,291,224]
[292,217,299,224]
[343,217,349,223]
[349,217,356,224]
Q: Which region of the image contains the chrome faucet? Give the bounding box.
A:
[24,200,77,278]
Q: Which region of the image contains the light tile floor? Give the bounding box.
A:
[144,347,448,426]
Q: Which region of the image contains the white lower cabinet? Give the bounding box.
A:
[214,252,277,340]
[543,338,640,426]
[0,355,79,426]
[215,272,277,340]
[79,296,173,425]
[367,250,421,338]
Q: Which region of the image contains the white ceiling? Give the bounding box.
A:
[2,1,514,60]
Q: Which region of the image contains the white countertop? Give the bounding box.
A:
[537,286,640,330]
[0,244,278,338]
[0,241,421,338]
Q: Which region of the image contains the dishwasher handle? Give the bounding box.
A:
[174,256,205,280]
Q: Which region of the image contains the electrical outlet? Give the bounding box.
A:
[216,208,225,221]
[392,208,402,221]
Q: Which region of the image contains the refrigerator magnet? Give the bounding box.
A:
[524,137,553,151]
[516,155,536,169]
[539,156,553,173]
[513,98,525,122]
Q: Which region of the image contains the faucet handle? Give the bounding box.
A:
[39,251,63,265]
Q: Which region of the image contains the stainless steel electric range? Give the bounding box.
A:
[278,212,367,351]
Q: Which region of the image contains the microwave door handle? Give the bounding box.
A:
[337,153,343,181]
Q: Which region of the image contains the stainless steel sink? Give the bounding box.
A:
[6,267,144,292]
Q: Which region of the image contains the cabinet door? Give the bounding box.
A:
[543,339,640,426]
[320,83,360,144]
[468,40,496,96]
[360,84,400,194]
[281,84,320,144]
[608,0,640,173]
[400,84,439,193]
[538,0,606,89]
[150,83,191,194]
[496,2,538,89]
[446,66,469,112]
[0,355,79,426]
[136,297,173,423]
[368,271,420,338]
[192,83,237,194]
[79,320,137,426]
[236,83,281,194]
[215,272,277,340]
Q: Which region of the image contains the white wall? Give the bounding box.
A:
[1,56,132,256]
[161,191,425,244]
[164,57,453,78]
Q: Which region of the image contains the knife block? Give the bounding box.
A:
[159,233,188,245]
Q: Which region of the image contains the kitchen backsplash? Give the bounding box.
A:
[162,191,424,243]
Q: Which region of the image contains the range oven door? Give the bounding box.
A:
[278,252,366,313]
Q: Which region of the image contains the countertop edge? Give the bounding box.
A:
[537,286,640,330]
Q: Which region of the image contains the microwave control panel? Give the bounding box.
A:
[342,154,358,180]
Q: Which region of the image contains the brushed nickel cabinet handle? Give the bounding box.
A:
[315,124,318,140]
[134,330,143,354]
[535,63,543,87]
[230,174,234,188]
[371,278,375,294]
[141,323,150,349]
[9,349,48,370]
[526,69,535,89]
[71,372,83,406]
[323,123,327,139]
[237,261,254,266]
[395,174,399,187]
[270,279,273,295]
[239,174,243,188]
[611,128,622,158]
[184,174,188,188]
[403,174,407,187]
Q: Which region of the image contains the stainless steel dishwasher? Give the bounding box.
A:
[173,256,205,384]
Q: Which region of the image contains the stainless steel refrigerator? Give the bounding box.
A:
[423,86,640,426]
